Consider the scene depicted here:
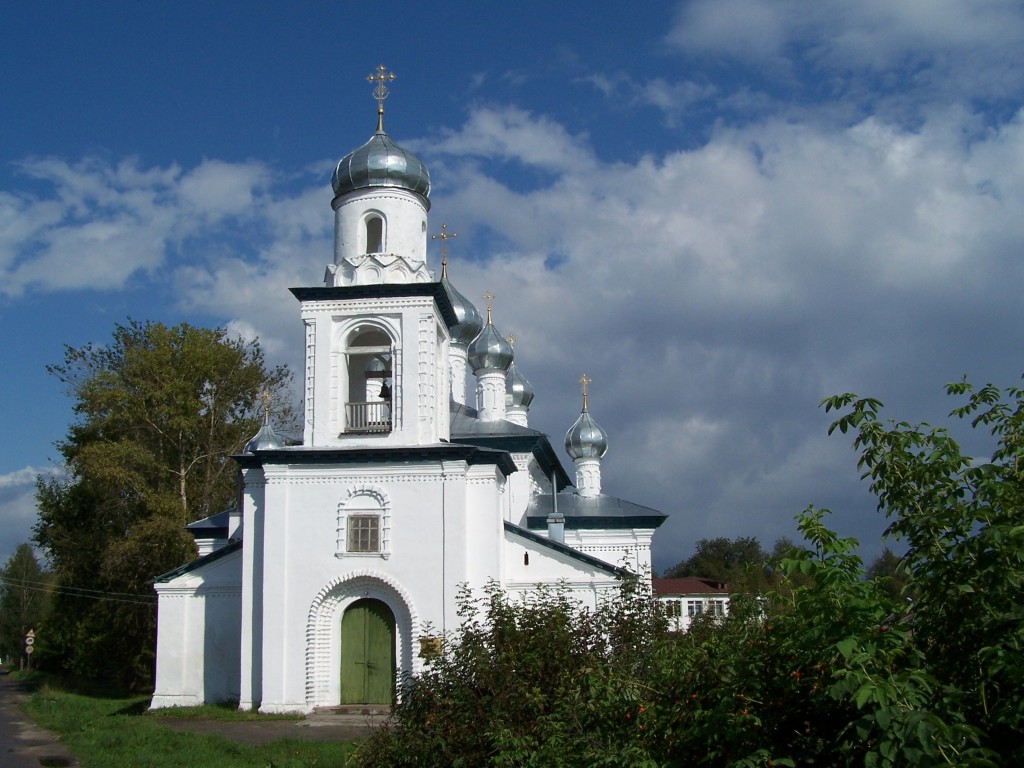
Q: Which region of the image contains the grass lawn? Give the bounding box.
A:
[21,679,362,768]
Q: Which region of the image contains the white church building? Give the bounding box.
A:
[150,73,667,713]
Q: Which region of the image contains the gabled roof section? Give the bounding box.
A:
[652,577,729,596]
[450,402,573,491]
[290,282,458,328]
[504,521,625,577]
[152,539,242,584]
[526,493,668,530]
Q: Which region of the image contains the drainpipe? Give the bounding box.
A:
[547,468,564,543]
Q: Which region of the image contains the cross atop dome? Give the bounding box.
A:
[483,290,495,324]
[367,64,396,131]
[579,373,592,411]
[432,224,457,278]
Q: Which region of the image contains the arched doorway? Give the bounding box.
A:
[340,598,396,704]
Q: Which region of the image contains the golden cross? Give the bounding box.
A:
[431,224,457,278]
[482,291,494,324]
[508,334,516,349]
[260,389,272,424]
[578,373,592,411]
[367,65,396,126]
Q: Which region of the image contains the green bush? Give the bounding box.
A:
[358,377,1024,767]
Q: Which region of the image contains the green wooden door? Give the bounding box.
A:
[340,599,396,704]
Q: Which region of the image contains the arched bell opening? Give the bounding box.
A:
[344,327,394,434]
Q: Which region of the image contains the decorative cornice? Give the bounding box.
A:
[235,445,517,477]
[291,283,458,328]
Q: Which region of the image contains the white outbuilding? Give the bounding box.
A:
[150,81,666,713]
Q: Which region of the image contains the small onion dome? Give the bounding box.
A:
[506,360,535,409]
[468,322,513,373]
[565,408,608,460]
[332,128,431,204]
[244,420,284,453]
[244,393,285,453]
[441,275,483,347]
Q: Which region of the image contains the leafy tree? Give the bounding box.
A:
[0,544,50,667]
[34,319,292,688]
[866,547,908,604]
[825,378,1024,758]
[665,536,772,592]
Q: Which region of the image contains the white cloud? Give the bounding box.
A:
[4,95,1024,568]
[177,160,270,220]
[427,107,596,174]
[0,466,57,566]
[422,102,1024,565]
[666,0,1024,107]
[0,156,279,298]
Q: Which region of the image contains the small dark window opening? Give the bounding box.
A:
[523,552,529,566]
[365,217,383,253]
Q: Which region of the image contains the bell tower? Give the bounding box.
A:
[295,66,454,448]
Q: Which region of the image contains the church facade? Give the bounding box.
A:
[150,75,666,713]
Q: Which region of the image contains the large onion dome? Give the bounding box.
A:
[441,270,483,347]
[565,406,608,460]
[331,125,430,204]
[468,317,513,373]
[506,359,535,409]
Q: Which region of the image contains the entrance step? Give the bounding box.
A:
[308,705,391,727]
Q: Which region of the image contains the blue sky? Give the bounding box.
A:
[3,1,1024,573]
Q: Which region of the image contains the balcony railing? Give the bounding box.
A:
[345,401,392,434]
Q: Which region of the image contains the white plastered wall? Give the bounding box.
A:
[151,548,243,709]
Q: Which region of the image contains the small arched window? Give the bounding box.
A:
[365,216,383,254]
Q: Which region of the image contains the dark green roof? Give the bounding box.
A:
[504,521,625,577]
[152,539,242,584]
[526,493,667,531]
[450,402,573,491]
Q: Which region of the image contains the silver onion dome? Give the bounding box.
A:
[468,322,513,373]
[244,392,285,453]
[331,128,431,204]
[442,275,483,347]
[506,359,535,409]
[565,408,608,460]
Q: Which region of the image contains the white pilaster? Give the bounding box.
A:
[449,346,468,405]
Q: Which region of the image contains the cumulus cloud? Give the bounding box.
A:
[4,54,1024,569]
[422,101,1024,566]
[427,107,596,175]
[0,467,57,566]
[0,156,285,298]
[666,0,1024,119]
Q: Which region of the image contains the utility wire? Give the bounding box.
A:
[0,575,157,606]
